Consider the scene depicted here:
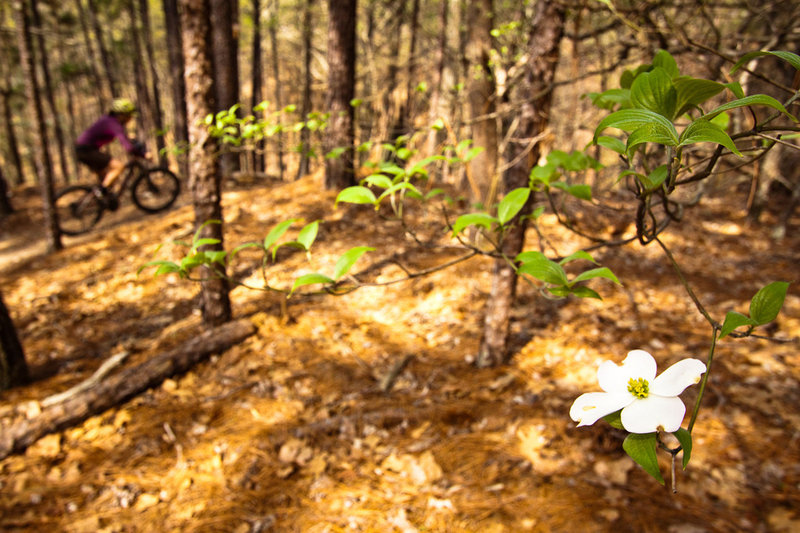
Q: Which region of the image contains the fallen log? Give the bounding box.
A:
[0,318,256,461]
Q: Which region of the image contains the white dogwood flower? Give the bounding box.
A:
[570,349,706,434]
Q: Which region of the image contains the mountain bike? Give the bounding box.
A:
[55,157,181,235]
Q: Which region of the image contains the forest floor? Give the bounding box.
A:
[0,171,798,532]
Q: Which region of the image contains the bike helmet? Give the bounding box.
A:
[110,98,137,116]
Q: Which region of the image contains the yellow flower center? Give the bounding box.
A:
[627,377,650,399]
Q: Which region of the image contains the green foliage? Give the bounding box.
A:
[623,433,664,485]
[516,251,619,300]
[673,428,693,469]
[719,281,790,338]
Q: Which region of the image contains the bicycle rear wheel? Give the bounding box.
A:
[131,168,180,213]
[55,185,103,235]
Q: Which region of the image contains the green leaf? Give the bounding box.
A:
[550,181,593,201]
[451,213,499,236]
[587,88,631,110]
[566,286,602,299]
[719,311,757,339]
[229,242,264,260]
[630,67,677,119]
[264,219,298,250]
[517,256,569,286]
[530,163,558,186]
[516,250,546,263]
[594,109,679,144]
[203,250,228,265]
[289,273,335,296]
[652,49,680,78]
[326,146,347,159]
[376,182,423,204]
[602,410,624,429]
[190,237,221,254]
[464,146,485,162]
[673,77,726,117]
[139,260,182,276]
[332,246,375,281]
[640,164,668,190]
[424,188,445,200]
[672,428,693,469]
[567,184,592,201]
[704,95,796,122]
[730,50,800,74]
[749,281,789,325]
[497,188,530,225]
[596,135,627,154]
[297,221,320,251]
[559,250,597,265]
[362,174,393,189]
[335,186,378,206]
[679,119,741,156]
[572,267,620,285]
[623,433,664,484]
[626,123,679,153]
[710,111,730,130]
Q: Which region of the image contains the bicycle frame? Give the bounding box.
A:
[110,159,148,197]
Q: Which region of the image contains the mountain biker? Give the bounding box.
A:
[75,98,148,190]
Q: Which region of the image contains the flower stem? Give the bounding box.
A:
[688,327,717,433]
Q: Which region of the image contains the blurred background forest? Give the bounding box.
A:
[0,0,799,531]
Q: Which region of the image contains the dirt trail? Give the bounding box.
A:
[0,177,798,532]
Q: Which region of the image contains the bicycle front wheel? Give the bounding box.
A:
[131,168,181,213]
[55,185,104,235]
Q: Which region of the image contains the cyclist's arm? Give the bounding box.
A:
[108,119,139,154]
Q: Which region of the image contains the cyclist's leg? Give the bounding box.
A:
[75,145,111,181]
[101,158,126,190]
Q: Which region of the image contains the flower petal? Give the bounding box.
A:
[597,350,656,392]
[570,392,632,427]
[651,358,706,397]
[620,395,686,433]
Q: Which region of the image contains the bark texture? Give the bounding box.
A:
[162,0,190,178]
[477,1,566,367]
[210,0,241,177]
[465,0,498,205]
[0,288,28,391]
[13,0,62,252]
[323,0,357,190]
[180,0,232,326]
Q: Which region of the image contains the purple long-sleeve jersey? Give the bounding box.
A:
[76,115,135,152]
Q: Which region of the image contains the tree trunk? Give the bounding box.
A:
[465,0,498,206]
[13,0,62,252]
[138,0,169,167]
[73,0,107,110]
[210,0,241,178]
[86,0,119,98]
[162,0,190,179]
[404,0,421,133]
[30,0,73,185]
[0,88,25,186]
[0,167,14,216]
[296,0,314,180]
[0,319,255,460]
[375,0,405,154]
[324,0,357,190]
[251,0,265,173]
[180,0,232,327]
[126,1,154,146]
[426,0,449,163]
[53,44,83,183]
[267,0,285,180]
[477,0,565,367]
[0,287,29,390]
